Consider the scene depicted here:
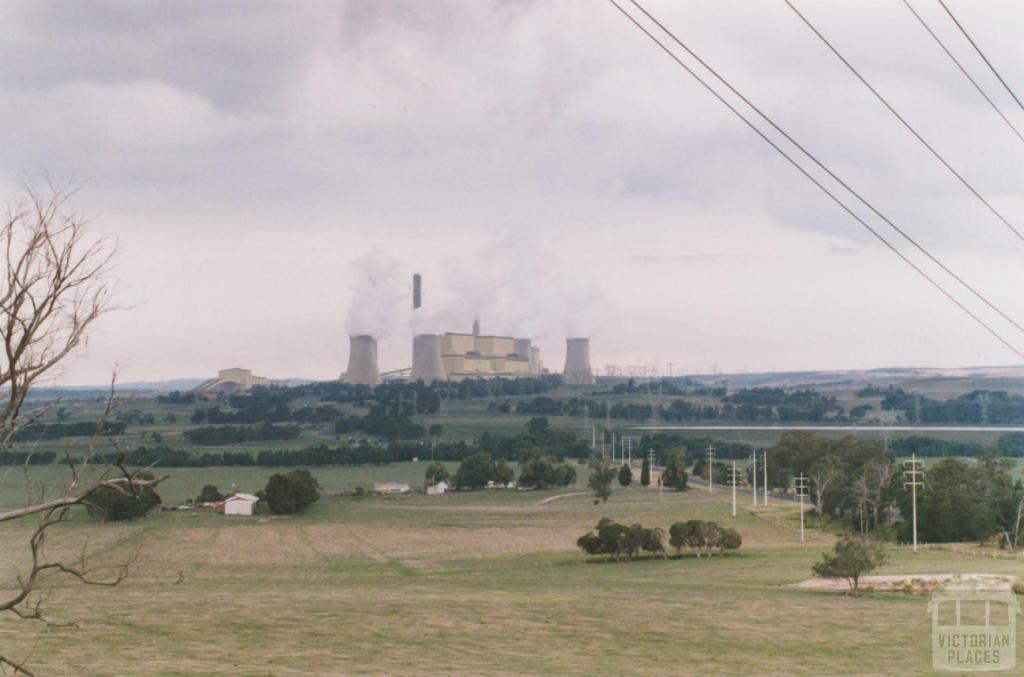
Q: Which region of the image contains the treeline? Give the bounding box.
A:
[13,421,126,441]
[334,414,427,440]
[506,388,843,423]
[881,388,1024,425]
[0,450,58,465]
[183,423,301,445]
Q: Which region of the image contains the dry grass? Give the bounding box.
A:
[1,484,1022,675]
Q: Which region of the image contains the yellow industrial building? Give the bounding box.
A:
[439,332,542,382]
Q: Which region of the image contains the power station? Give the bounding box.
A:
[340,274,593,386]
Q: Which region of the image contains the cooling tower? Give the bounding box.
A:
[342,335,380,386]
[563,338,595,385]
[411,334,447,383]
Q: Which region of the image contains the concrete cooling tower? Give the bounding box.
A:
[563,337,595,385]
[342,335,380,386]
[411,334,447,383]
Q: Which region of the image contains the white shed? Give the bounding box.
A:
[426,480,449,495]
[223,493,259,516]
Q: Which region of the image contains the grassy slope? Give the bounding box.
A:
[1,483,1022,675]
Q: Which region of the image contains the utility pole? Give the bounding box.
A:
[730,460,740,517]
[751,448,757,508]
[705,443,716,493]
[762,449,769,506]
[591,425,596,453]
[627,437,633,467]
[601,430,606,460]
[796,474,809,543]
[904,453,924,553]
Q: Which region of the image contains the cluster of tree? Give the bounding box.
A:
[182,423,301,445]
[477,417,590,461]
[113,409,156,425]
[768,431,1024,547]
[897,455,1024,548]
[12,420,126,441]
[157,390,196,405]
[85,472,162,521]
[334,414,424,440]
[881,388,1024,425]
[517,450,577,489]
[667,520,742,557]
[453,452,514,489]
[262,469,320,515]
[576,518,666,560]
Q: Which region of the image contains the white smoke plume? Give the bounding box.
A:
[344,255,408,339]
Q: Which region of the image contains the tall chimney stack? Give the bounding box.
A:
[563,338,595,385]
[342,335,380,386]
[411,334,447,383]
[412,273,422,310]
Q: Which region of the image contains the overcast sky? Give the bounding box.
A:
[4,0,1024,385]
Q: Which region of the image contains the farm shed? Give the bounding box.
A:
[223,493,259,516]
[426,480,448,495]
[374,482,410,494]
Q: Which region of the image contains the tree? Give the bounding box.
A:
[527,416,550,436]
[641,455,651,487]
[661,447,688,491]
[587,458,616,503]
[0,184,167,675]
[264,470,320,515]
[812,537,889,594]
[197,484,225,503]
[454,452,499,490]
[617,463,632,487]
[424,461,451,487]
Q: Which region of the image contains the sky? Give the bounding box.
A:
[3,0,1024,385]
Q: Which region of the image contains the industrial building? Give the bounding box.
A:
[193,368,279,397]
[437,329,541,381]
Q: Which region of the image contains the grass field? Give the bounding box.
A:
[2,475,1022,675]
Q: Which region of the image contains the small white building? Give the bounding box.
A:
[374,482,410,494]
[426,480,449,495]
[223,493,260,516]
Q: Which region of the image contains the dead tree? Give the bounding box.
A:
[0,184,167,676]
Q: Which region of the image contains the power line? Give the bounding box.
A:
[937,0,1024,117]
[624,0,1024,337]
[785,0,1024,245]
[901,0,1024,147]
[606,0,1024,359]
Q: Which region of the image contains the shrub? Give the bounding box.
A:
[86,472,162,521]
[264,470,320,515]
